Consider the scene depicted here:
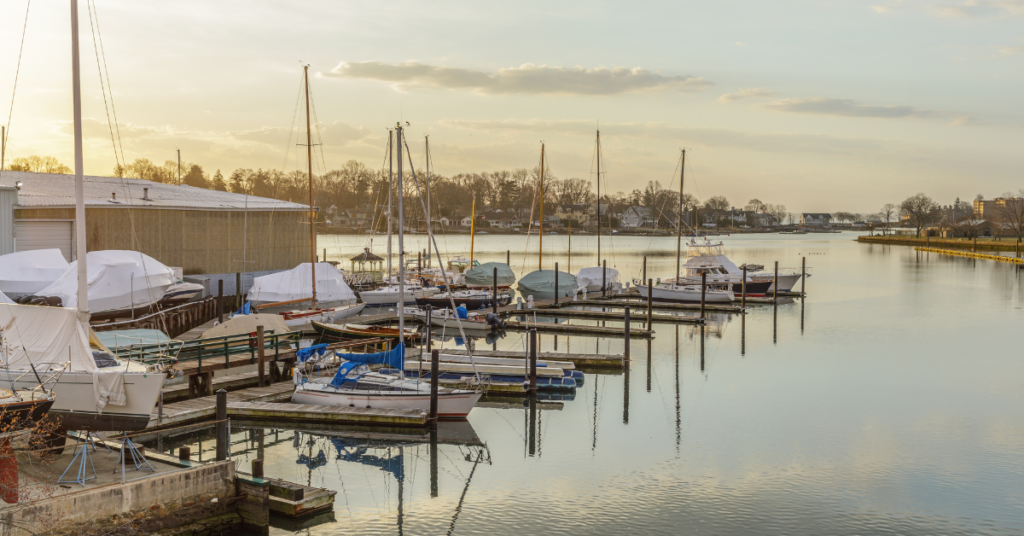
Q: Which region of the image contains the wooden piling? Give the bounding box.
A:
[215,389,227,461]
[323,248,327,263]
[602,260,607,297]
[507,250,510,265]
[257,326,266,387]
[178,446,190,461]
[217,279,224,324]
[235,272,242,310]
[624,306,631,362]
[700,271,707,319]
[493,267,499,318]
[425,306,432,353]
[773,261,778,301]
[529,329,538,393]
[554,263,559,306]
[741,266,747,308]
[429,350,439,424]
[252,459,264,479]
[642,256,646,284]
[801,257,806,295]
[647,278,653,326]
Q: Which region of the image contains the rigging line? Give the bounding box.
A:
[307,80,329,176]
[86,0,120,170]
[281,73,304,171]
[1,0,30,178]
[88,0,127,168]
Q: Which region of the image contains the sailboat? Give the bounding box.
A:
[293,124,482,418]
[636,150,735,303]
[0,2,166,432]
[516,143,576,301]
[575,129,619,293]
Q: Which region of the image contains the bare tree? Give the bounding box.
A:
[900,193,939,237]
[996,190,1024,242]
[880,204,896,235]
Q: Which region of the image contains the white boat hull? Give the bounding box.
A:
[0,369,165,431]
[360,287,439,305]
[751,273,804,292]
[279,303,366,329]
[636,284,735,303]
[291,387,481,419]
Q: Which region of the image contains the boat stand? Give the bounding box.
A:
[57,432,97,487]
[114,437,154,481]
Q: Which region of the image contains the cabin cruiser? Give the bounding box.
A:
[360,283,439,305]
[634,281,734,303]
[676,239,806,295]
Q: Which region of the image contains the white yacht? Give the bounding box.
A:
[634,282,735,303]
[677,238,806,295]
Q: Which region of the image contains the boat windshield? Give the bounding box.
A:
[686,240,725,258]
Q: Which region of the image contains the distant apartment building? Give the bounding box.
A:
[800,213,832,227]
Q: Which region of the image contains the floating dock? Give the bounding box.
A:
[411,348,623,369]
[503,319,651,337]
[572,299,744,313]
[151,382,295,428]
[227,402,428,427]
[512,307,705,324]
[915,246,1024,264]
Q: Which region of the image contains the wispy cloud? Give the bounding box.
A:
[717,87,777,103]
[762,97,948,119]
[928,0,1024,18]
[322,61,712,95]
[1000,38,1024,54]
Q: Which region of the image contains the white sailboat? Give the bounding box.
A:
[0,2,166,432]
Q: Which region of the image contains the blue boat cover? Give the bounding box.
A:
[297,343,330,362]
[328,362,361,388]
[235,301,251,315]
[456,305,468,319]
[335,343,405,370]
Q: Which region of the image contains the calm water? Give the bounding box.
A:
[153,232,1024,535]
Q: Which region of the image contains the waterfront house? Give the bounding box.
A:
[800,213,833,227]
[620,206,655,228]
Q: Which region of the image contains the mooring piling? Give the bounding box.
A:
[554,263,560,306]
[256,325,265,387]
[773,261,779,301]
[741,266,747,308]
[624,305,631,362]
[493,267,499,317]
[700,271,707,319]
[602,259,607,297]
[235,272,242,310]
[646,279,653,326]
[429,349,439,424]
[529,329,538,392]
[215,389,227,461]
[642,255,647,284]
[252,459,264,479]
[178,446,190,462]
[217,279,224,324]
[801,256,806,295]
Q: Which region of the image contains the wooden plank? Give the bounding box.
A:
[511,308,704,324]
[502,320,650,338]
[148,381,296,428]
[227,402,427,427]
[409,348,623,368]
[572,299,744,313]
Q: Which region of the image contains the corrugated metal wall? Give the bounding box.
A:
[13,207,309,275]
[0,187,18,255]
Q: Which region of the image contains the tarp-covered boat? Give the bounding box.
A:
[464,262,516,289]
[249,263,357,308]
[0,249,70,298]
[576,266,622,293]
[33,250,176,315]
[516,270,577,300]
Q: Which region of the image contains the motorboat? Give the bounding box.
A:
[0,249,69,299]
[576,266,622,293]
[634,282,735,303]
[0,304,167,431]
[517,270,577,301]
[274,303,366,329]
[678,238,802,296]
[311,321,416,342]
[415,289,508,311]
[405,306,503,334]
[359,284,439,305]
[291,344,482,419]
[160,279,205,304]
[464,262,516,290]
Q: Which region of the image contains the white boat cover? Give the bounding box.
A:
[249,263,356,306]
[0,249,70,297]
[35,250,177,313]
[0,303,96,373]
[200,313,292,340]
[0,289,12,304]
[576,266,622,292]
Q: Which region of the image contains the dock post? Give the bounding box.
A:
[700,271,707,320]
[741,266,747,308]
[257,326,266,387]
[235,272,242,310]
[252,459,264,479]
[429,427,438,497]
[217,279,224,324]
[773,261,778,301]
[418,251,421,273]
[801,257,806,295]
[529,329,538,393]
[973,237,977,253]
[429,350,439,424]
[507,250,510,265]
[602,260,607,298]
[324,248,327,263]
[493,267,499,317]
[425,306,432,353]
[624,306,631,362]
[215,390,227,462]
[178,447,190,462]
[646,279,653,327]
[554,263,559,306]
[642,256,647,284]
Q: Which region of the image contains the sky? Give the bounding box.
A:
[0,0,1021,214]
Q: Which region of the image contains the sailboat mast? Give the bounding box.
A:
[539,143,544,271]
[396,124,405,340]
[675,149,685,284]
[387,131,393,280]
[469,197,476,266]
[304,65,317,304]
[425,136,430,245]
[71,0,89,318]
[568,221,571,275]
[596,129,601,264]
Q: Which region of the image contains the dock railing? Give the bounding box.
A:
[112,330,302,370]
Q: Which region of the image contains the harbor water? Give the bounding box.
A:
[153,232,1024,535]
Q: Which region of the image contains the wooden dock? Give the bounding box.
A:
[414,348,623,368]
[503,319,651,337]
[227,401,428,427]
[915,246,1024,265]
[150,382,296,428]
[513,307,705,324]
[571,299,744,313]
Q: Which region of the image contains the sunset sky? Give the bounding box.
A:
[0,0,1021,213]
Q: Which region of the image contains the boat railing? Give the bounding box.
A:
[112,330,303,368]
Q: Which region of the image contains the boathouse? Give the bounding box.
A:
[0,170,312,276]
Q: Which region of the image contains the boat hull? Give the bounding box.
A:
[279,303,366,329]
[0,370,165,431]
[311,321,415,342]
[751,273,803,292]
[0,398,55,428]
[635,284,734,303]
[360,288,439,306]
[291,388,481,419]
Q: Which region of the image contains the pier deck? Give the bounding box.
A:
[227,401,427,427]
[411,348,623,368]
[512,307,704,324]
[150,382,295,428]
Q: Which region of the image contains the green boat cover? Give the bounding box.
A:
[516,270,577,300]
[465,262,517,287]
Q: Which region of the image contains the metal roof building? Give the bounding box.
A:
[0,170,314,276]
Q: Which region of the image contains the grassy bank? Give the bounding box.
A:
[858,235,1021,252]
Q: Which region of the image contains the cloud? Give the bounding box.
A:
[949,116,986,126]
[761,97,946,119]
[927,0,1024,18]
[1000,39,1024,54]
[717,87,777,103]
[871,6,893,13]
[322,61,712,95]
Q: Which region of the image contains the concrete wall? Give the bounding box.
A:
[15,460,235,534]
[0,187,16,255]
[14,207,308,275]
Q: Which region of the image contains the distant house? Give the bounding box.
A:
[800,213,832,227]
[478,209,522,229]
[620,206,655,228]
[438,215,457,227]
[752,212,774,227]
[335,209,374,229]
[460,215,474,227]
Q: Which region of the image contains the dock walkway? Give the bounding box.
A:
[227,402,427,427]
[412,348,623,368]
[151,382,295,429]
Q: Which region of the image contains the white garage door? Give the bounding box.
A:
[15,221,74,262]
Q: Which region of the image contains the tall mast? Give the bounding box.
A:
[425,136,430,244]
[396,124,405,340]
[596,129,601,264]
[71,0,89,318]
[675,149,685,284]
[304,65,317,304]
[387,131,393,280]
[539,143,544,271]
[469,196,476,266]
